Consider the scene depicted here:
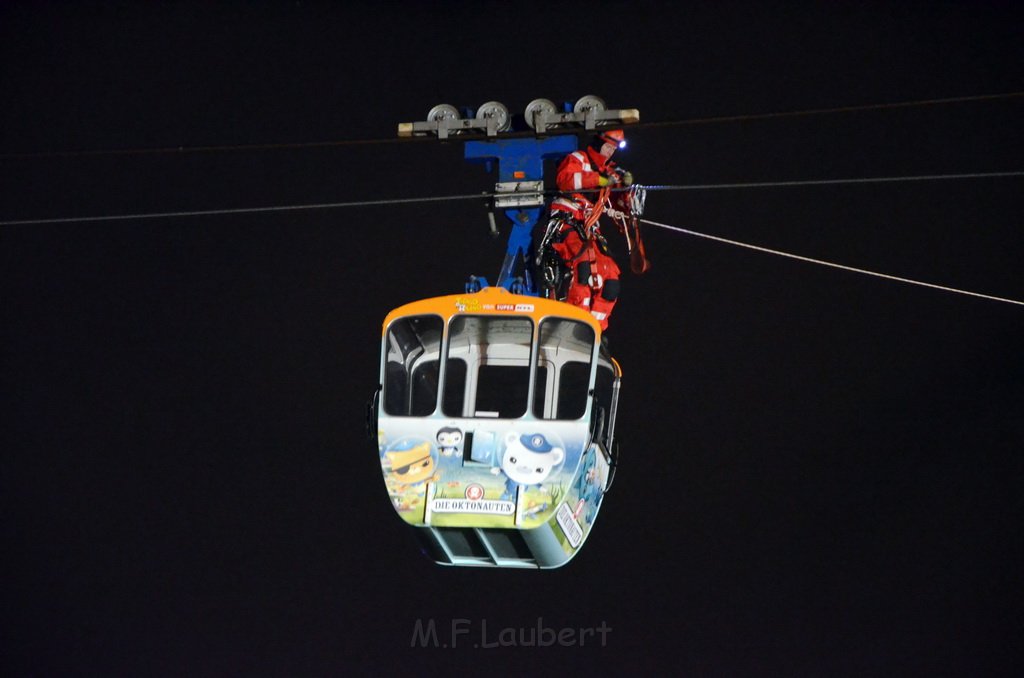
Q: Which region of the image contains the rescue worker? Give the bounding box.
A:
[537,129,633,331]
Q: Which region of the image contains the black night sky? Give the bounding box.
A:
[2,2,1022,675]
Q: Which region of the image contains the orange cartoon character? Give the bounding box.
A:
[385,440,441,492]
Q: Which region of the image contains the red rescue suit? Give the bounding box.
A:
[551,146,611,221]
[548,147,621,330]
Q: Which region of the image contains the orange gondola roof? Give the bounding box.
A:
[382,286,602,336]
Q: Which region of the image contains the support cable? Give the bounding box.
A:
[638,91,1024,130]
[2,91,1020,160]
[3,172,1020,307]
[0,194,486,226]
[2,170,1020,227]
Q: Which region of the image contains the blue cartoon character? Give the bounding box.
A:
[493,432,564,501]
[435,426,463,457]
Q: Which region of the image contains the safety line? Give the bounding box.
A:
[642,171,1024,192]
[2,91,1020,160]
[640,218,1024,307]
[0,194,487,226]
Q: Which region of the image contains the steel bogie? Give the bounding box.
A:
[398,96,639,138]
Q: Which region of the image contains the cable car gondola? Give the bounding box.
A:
[368,287,620,568]
[370,98,638,568]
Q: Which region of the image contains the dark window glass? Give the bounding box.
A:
[384,363,408,416]
[442,358,467,417]
[534,318,595,420]
[594,365,614,415]
[443,315,534,419]
[593,364,615,439]
[476,365,529,418]
[411,360,439,416]
[382,315,443,416]
[534,365,548,417]
[556,362,591,420]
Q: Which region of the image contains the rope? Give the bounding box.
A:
[640,218,1024,307]
[642,171,1024,193]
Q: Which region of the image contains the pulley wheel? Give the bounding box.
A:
[427,103,460,122]
[475,101,511,132]
[573,95,607,114]
[524,98,557,129]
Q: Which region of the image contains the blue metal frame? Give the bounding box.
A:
[465,136,578,295]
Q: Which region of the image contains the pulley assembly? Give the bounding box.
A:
[399,96,639,139]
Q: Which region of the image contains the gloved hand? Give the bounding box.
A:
[612,167,633,187]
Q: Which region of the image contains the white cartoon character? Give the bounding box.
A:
[493,432,564,501]
[435,426,463,457]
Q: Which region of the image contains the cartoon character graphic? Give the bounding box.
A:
[493,432,564,501]
[573,449,605,525]
[385,441,440,493]
[435,426,463,457]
